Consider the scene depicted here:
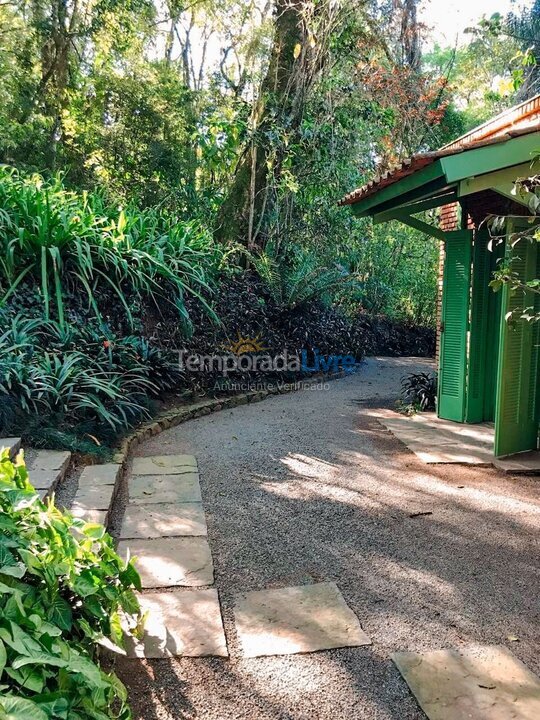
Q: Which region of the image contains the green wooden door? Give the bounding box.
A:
[466,228,491,422]
[438,230,473,422]
[494,222,540,457]
[483,241,504,421]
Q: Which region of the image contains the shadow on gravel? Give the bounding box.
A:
[115,366,539,720]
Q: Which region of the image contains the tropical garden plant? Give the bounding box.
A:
[399,371,438,413]
[0,451,141,719]
[251,242,349,311]
[0,315,183,449]
[0,167,217,331]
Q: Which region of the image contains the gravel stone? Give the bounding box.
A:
[115,357,540,720]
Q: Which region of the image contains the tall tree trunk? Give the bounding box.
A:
[400,0,421,71]
[215,0,326,247]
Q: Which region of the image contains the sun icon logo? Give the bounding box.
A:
[225,332,267,355]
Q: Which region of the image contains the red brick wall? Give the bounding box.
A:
[463,189,526,228]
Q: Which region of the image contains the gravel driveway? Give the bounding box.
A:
[116,357,540,720]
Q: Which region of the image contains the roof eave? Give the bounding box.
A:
[346,130,540,219]
[348,159,446,218]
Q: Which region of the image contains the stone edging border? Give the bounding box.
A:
[105,368,355,526]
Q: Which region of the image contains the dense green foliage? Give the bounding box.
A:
[0,167,217,331]
[0,315,183,447]
[0,452,141,718]
[0,0,536,451]
[0,0,528,294]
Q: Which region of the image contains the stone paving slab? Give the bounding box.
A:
[378,412,495,465]
[30,469,62,491]
[73,485,115,511]
[120,503,207,539]
[71,503,108,526]
[130,474,202,504]
[494,451,540,475]
[392,644,540,720]
[233,581,371,658]
[0,437,21,459]
[27,449,71,471]
[118,537,214,588]
[409,443,494,466]
[27,450,71,492]
[132,454,197,475]
[78,463,121,486]
[123,589,227,658]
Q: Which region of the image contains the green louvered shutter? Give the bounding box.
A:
[494,223,539,457]
[438,230,473,422]
[466,228,491,422]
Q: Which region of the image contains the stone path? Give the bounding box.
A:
[373,409,540,472]
[0,441,71,500]
[374,410,495,465]
[118,454,373,662]
[233,582,371,658]
[393,645,540,720]
[71,463,121,525]
[0,437,21,459]
[118,454,214,588]
[27,449,71,499]
[124,589,228,659]
[117,454,227,658]
[118,445,540,717]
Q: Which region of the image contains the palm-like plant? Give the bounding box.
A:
[251,242,348,310]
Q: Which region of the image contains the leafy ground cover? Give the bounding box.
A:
[0,451,141,719]
[0,170,434,453]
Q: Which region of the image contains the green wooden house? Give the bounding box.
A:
[340,96,540,459]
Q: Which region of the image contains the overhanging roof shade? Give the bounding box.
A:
[338,125,540,222]
[338,93,540,226]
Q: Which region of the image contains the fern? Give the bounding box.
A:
[251,243,348,310]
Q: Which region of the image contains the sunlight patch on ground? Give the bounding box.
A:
[370,554,462,601]
[280,453,339,479]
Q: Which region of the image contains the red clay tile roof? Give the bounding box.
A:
[338,94,540,207]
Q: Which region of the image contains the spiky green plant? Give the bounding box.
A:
[0,317,183,441]
[251,242,348,310]
[0,166,218,330]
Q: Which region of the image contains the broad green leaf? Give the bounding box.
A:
[13,652,68,669]
[0,638,6,678]
[119,562,142,592]
[33,693,69,720]
[6,665,45,693]
[3,622,43,656]
[71,570,99,598]
[48,596,72,632]
[16,549,41,573]
[0,545,17,568]
[0,563,26,579]
[0,696,48,720]
[109,612,124,649]
[80,523,105,540]
[65,652,106,686]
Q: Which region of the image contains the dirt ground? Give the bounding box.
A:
[115,357,540,720]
